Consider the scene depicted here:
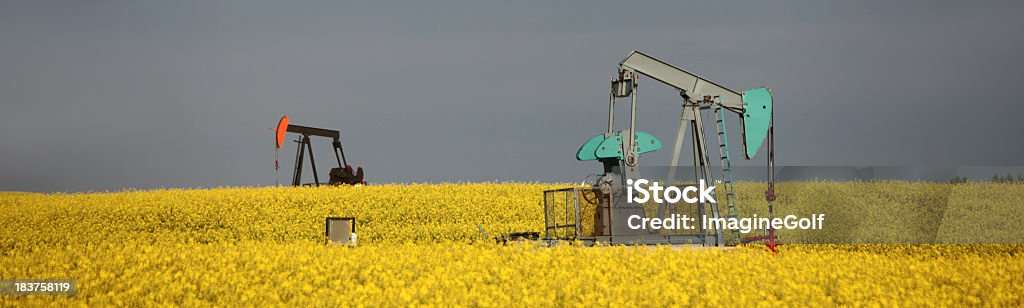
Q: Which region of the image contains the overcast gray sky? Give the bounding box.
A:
[2,1,1023,192]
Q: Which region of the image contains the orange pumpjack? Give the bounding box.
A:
[274,115,364,186]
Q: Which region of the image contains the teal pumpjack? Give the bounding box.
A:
[576,131,661,161]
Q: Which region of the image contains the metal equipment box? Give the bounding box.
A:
[325,217,357,245]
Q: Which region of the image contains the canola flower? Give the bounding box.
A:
[1,183,1023,306]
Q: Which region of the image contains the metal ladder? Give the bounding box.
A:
[713,103,742,244]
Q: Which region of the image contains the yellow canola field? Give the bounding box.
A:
[2,183,1023,306]
[3,242,1022,306]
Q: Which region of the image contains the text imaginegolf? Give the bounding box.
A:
[627,214,825,233]
[624,178,824,233]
